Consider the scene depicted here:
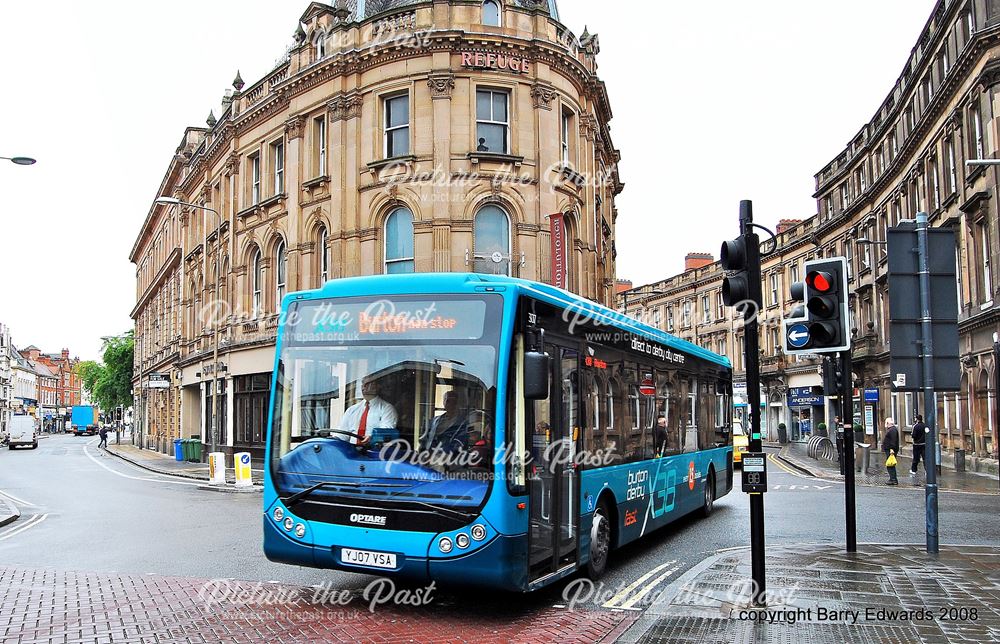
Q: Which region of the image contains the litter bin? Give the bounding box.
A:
[954,448,966,472]
[855,443,871,474]
[180,439,191,461]
[173,438,184,462]
[189,439,203,463]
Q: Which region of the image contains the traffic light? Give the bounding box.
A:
[821,356,844,396]
[804,259,849,351]
[782,257,850,354]
[720,233,761,314]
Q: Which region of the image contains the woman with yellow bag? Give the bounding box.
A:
[883,418,900,486]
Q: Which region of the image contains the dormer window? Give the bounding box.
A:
[483,1,501,27]
[313,30,326,61]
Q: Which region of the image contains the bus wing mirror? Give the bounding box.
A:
[523,352,550,400]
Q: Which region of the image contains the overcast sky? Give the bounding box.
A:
[0,0,930,360]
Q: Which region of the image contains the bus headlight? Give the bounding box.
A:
[456,534,470,549]
[294,523,306,538]
[439,537,453,553]
[470,525,487,541]
[284,517,294,531]
[273,507,284,522]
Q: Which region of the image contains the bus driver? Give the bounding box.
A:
[339,375,398,446]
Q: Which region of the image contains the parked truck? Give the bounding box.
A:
[71,405,100,436]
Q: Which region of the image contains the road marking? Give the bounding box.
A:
[0,513,48,541]
[602,560,676,609]
[82,443,204,487]
[766,453,841,485]
[0,489,38,508]
[767,453,801,476]
[618,563,681,609]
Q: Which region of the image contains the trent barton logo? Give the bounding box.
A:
[350,513,388,526]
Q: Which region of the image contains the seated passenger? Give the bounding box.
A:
[339,375,398,446]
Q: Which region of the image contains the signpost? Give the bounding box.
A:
[782,257,856,553]
[887,213,960,554]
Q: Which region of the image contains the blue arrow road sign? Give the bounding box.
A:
[787,323,810,349]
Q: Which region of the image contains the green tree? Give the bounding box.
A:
[76,360,103,400]
[75,332,134,411]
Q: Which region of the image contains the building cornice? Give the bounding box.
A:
[131,247,181,320]
[815,21,1000,200]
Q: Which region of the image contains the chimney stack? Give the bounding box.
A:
[776,219,803,234]
[615,279,633,294]
[684,252,714,271]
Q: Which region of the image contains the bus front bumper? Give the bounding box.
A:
[264,518,527,590]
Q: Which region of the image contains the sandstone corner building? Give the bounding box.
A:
[129,0,622,459]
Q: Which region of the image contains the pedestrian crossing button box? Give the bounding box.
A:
[741,453,767,493]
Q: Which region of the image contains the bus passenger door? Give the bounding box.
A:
[528,343,579,582]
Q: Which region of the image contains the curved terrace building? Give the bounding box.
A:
[624,0,1000,469]
[129,0,623,458]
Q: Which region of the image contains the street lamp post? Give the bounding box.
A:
[0,156,36,166]
[856,237,887,448]
[155,196,222,459]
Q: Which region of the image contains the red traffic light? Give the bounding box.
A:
[806,271,834,293]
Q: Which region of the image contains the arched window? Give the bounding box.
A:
[318,226,329,285]
[219,257,229,326]
[313,30,326,60]
[384,207,414,273]
[251,248,262,319]
[473,204,510,275]
[483,0,500,27]
[275,239,287,309]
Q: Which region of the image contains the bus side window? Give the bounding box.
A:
[607,374,624,465]
[698,379,716,450]
[683,377,699,453]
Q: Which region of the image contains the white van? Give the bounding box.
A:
[8,416,38,450]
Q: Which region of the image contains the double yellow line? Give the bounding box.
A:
[767,453,804,477]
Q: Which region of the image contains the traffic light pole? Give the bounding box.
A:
[740,201,766,606]
[916,211,939,554]
[840,350,856,552]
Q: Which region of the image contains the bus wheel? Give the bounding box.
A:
[587,501,612,579]
[702,471,715,517]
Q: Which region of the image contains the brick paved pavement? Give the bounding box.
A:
[0,567,636,643]
[104,443,264,486]
[618,544,1000,643]
[778,442,1000,494]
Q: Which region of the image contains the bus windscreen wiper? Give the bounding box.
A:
[399,500,474,521]
[285,482,342,507]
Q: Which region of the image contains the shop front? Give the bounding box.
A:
[787,387,825,442]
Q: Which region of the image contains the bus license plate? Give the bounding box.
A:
[341,548,397,569]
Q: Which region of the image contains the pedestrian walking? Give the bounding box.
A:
[883,418,899,485]
[910,414,927,477]
[98,425,108,450]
